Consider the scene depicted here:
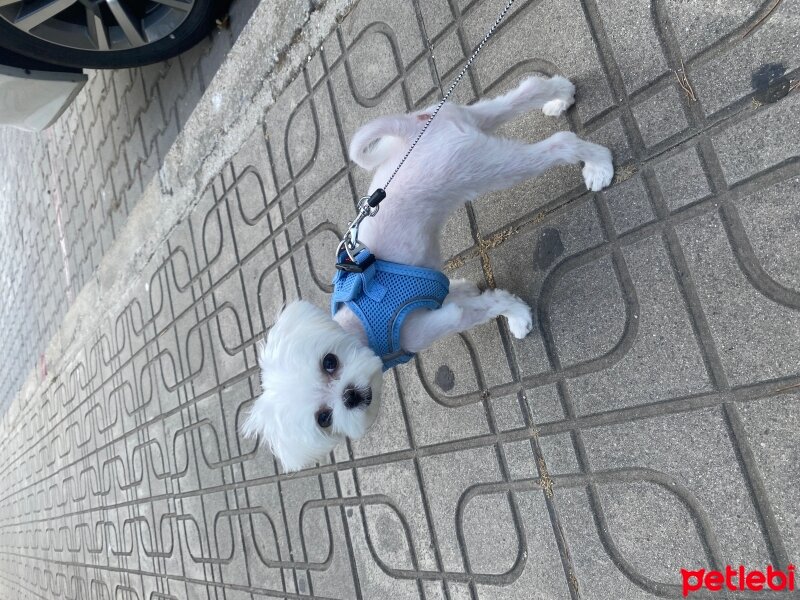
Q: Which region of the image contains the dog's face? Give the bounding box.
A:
[241,301,384,472]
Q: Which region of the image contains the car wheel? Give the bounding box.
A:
[0,0,224,69]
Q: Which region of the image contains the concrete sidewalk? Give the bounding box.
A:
[0,0,263,409]
[1,0,799,598]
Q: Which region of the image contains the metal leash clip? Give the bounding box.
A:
[336,188,386,264]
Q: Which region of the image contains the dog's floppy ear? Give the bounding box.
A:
[349,115,414,171]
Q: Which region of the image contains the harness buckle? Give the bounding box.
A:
[335,251,376,273]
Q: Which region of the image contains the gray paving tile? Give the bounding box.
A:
[632,85,690,148]
[1,0,799,598]
[566,235,714,414]
[604,173,656,233]
[712,91,800,185]
[652,146,711,210]
[735,176,800,290]
[677,209,800,387]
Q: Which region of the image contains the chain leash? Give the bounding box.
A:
[337,0,516,263]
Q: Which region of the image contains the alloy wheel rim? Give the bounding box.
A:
[0,0,196,51]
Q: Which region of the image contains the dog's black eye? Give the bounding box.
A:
[316,409,333,428]
[322,353,338,374]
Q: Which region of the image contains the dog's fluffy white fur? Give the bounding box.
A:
[242,76,614,472]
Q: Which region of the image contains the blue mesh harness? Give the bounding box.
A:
[332,250,450,370]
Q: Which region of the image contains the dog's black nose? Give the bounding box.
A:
[343,387,372,409]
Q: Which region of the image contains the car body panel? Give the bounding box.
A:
[0,64,86,131]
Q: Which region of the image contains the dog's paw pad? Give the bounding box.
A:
[582,160,614,192]
[505,307,534,339]
[542,99,570,117]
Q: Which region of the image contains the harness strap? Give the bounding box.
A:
[332,250,449,370]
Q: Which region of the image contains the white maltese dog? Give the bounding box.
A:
[242,75,614,471]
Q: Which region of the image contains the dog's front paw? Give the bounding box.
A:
[542,99,570,117]
[582,159,614,191]
[542,76,575,117]
[504,302,534,339]
[581,144,614,191]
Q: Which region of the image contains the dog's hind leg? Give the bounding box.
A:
[463,75,576,131]
[460,131,614,194]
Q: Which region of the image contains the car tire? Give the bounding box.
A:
[0,1,225,69]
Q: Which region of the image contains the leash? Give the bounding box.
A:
[336,0,516,267]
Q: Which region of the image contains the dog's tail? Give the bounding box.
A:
[349,115,415,171]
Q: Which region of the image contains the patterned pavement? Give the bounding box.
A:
[1,0,799,598]
[0,0,260,409]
